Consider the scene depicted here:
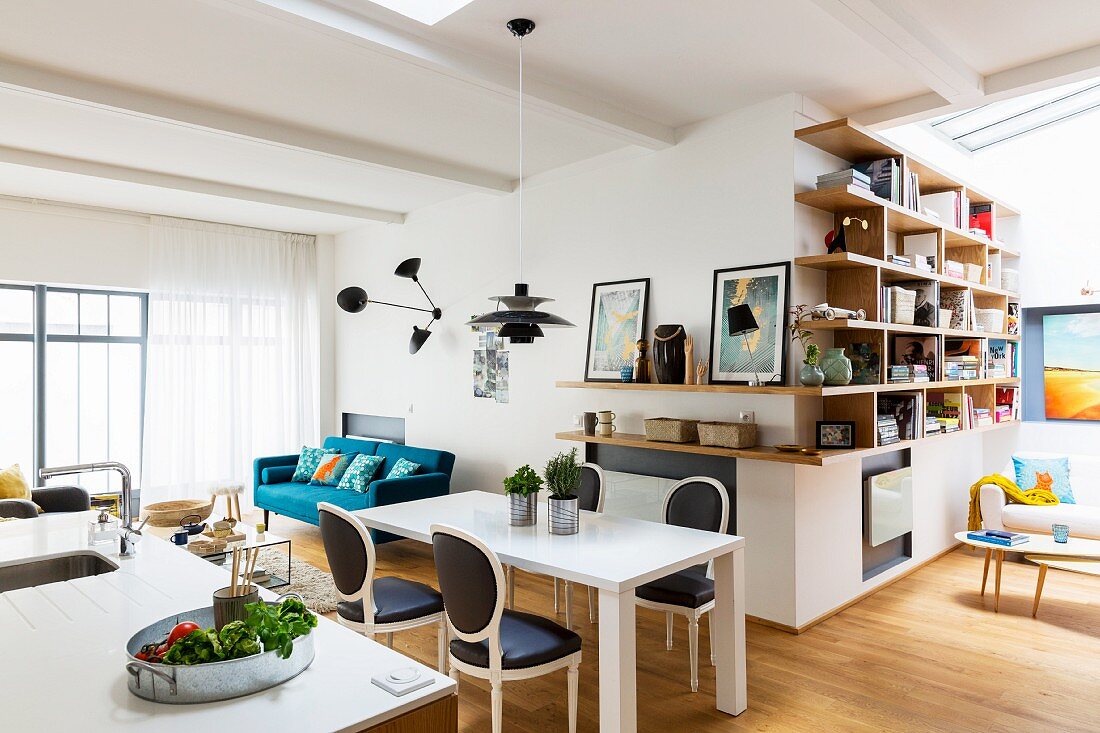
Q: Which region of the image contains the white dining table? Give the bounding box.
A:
[354,490,747,733]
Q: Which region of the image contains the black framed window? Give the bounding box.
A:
[0,284,148,492]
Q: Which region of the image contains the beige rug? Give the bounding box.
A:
[256,547,338,613]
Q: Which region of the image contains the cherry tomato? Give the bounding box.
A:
[166,621,201,648]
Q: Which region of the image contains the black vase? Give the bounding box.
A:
[652,325,686,384]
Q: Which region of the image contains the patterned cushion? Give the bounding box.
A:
[337,454,385,493]
[291,446,339,483]
[310,453,357,487]
[1013,455,1075,504]
[386,457,420,480]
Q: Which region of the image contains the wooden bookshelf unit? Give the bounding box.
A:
[795,118,1022,449]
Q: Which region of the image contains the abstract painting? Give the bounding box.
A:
[585,278,650,382]
[1044,312,1100,420]
[709,262,789,384]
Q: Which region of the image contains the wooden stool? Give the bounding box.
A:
[211,484,245,522]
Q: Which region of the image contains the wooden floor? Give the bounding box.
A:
[262,515,1100,732]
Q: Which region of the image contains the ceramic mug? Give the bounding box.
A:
[597,410,616,424]
[597,422,616,437]
[582,412,598,435]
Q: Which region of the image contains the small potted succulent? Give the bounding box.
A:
[543,448,582,535]
[503,464,542,526]
[788,304,824,386]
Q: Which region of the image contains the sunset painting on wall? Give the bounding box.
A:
[1044,312,1100,420]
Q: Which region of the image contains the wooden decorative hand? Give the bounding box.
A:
[684,335,695,385]
[696,358,709,384]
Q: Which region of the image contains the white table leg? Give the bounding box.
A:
[712,547,747,715]
[598,587,637,733]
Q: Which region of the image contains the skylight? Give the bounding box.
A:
[929,78,1100,152]
[361,0,475,25]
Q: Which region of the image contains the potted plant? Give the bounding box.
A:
[503,464,542,526]
[788,304,824,386]
[543,448,582,535]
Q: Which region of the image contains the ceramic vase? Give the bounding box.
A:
[799,363,825,386]
[820,347,853,386]
[652,325,686,384]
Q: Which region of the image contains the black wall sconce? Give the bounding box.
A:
[337,258,442,354]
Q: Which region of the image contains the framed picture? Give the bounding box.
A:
[817,420,856,449]
[584,278,650,382]
[709,262,790,385]
[1043,311,1100,420]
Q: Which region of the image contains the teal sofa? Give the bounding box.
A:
[253,436,455,544]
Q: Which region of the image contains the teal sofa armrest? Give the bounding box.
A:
[261,465,297,484]
[254,453,300,491]
[367,472,451,509]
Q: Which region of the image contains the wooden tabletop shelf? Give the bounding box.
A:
[793,252,1020,299]
[820,377,1020,396]
[801,318,1021,342]
[553,381,820,396]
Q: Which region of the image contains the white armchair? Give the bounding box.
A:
[980,452,1100,539]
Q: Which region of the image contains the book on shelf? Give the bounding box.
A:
[940,289,971,330]
[987,339,1010,377]
[943,259,966,280]
[967,529,1029,547]
[895,280,939,327]
[944,393,967,429]
[1007,303,1020,335]
[889,254,912,267]
[922,190,968,229]
[945,338,987,379]
[996,386,1021,421]
[853,157,902,206]
[816,168,871,190]
[893,336,938,380]
[969,203,993,238]
[878,392,923,441]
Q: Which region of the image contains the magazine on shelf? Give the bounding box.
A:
[893,335,938,380]
[940,289,971,330]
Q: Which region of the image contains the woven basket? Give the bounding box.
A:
[698,421,757,449]
[964,263,984,283]
[888,287,916,325]
[1001,268,1020,293]
[644,417,699,443]
[974,308,1005,333]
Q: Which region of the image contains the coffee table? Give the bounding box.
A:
[1024,555,1100,618]
[148,522,292,590]
[954,531,1100,613]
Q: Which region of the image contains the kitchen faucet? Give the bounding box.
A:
[39,462,143,556]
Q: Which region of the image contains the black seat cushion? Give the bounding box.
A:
[450,609,581,670]
[337,577,444,624]
[635,568,714,609]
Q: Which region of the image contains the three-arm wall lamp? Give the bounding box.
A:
[337,258,442,354]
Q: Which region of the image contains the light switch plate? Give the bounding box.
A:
[371,667,435,697]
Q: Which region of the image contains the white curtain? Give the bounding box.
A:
[142,217,318,510]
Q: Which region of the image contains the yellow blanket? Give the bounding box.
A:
[967,473,1059,531]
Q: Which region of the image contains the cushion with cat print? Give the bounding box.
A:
[1013,455,1074,504]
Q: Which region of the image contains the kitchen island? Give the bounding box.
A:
[0,511,456,732]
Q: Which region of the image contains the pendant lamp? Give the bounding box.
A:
[465,18,574,344]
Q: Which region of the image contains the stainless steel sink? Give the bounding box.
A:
[0,551,119,593]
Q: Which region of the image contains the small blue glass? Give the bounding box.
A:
[620,365,634,382]
[1052,523,1070,543]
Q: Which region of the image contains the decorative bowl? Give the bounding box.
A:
[775,444,803,453]
[143,499,215,528]
[800,448,823,456]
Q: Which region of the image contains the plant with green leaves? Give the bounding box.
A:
[503,464,543,497]
[244,596,318,659]
[788,304,820,366]
[543,448,581,500]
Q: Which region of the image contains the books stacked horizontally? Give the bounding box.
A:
[973,407,994,427]
[997,386,1021,422]
[966,529,1028,547]
[924,415,941,435]
[927,392,962,432]
[943,260,966,280]
[946,338,986,380]
[946,356,979,380]
[878,392,922,441]
[877,415,900,446]
[816,167,871,191]
[889,363,930,383]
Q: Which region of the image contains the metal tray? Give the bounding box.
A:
[124,594,315,704]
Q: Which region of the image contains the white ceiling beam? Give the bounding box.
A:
[0,145,406,224]
[0,59,512,195]
[809,0,983,102]
[214,0,676,150]
[853,42,1100,128]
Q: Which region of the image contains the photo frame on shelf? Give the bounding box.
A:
[709,261,790,385]
[584,278,650,382]
[817,420,856,450]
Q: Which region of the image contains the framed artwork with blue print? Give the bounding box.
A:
[338,454,385,493]
[386,457,420,479]
[584,278,650,382]
[291,446,339,483]
[709,262,790,385]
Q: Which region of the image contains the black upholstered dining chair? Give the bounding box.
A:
[432,523,582,733]
[633,476,730,692]
[318,502,447,672]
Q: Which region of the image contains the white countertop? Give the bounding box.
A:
[0,512,455,732]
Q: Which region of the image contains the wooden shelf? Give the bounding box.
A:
[801,318,1021,342]
[553,381,820,396]
[821,377,1020,396]
[795,118,1021,216]
[794,252,1019,299]
[555,422,1020,466]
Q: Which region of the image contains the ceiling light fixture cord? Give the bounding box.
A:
[517,33,524,283]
